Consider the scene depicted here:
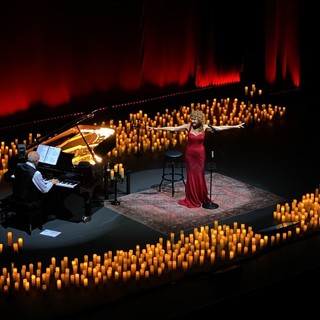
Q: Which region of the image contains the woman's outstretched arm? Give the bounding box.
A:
[205,122,245,132]
[149,124,189,132]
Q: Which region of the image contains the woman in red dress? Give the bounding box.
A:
[150,110,244,208]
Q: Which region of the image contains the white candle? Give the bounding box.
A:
[7,231,12,247]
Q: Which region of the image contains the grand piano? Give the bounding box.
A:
[25,111,117,221]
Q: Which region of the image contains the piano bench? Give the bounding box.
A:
[1,195,43,235]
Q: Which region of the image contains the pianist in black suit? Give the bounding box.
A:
[13,151,59,221]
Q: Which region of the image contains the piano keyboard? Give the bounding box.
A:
[45,179,79,189]
[56,180,79,188]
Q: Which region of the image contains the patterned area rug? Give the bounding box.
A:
[104,173,286,235]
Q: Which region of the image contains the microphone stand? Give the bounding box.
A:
[130,119,143,157]
[202,150,219,209]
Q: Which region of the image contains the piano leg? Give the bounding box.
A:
[79,179,103,222]
[81,191,91,223]
[51,175,103,223]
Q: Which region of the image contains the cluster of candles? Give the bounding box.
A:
[273,188,320,234]
[105,94,285,158]
[109,163,125,180]
[0,85,285,181]
[244,83,262,97]
[1,188,319,295]
[0,232,23,254]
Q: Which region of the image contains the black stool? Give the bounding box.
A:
[159,150,185,197]
[1,195,43,235]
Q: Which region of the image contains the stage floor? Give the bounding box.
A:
[0,168,284,254]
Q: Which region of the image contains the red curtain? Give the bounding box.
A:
[0,1,300,117]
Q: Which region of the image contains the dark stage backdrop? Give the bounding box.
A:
[0,0,300,118]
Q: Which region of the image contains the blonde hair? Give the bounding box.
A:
[190,110,206,124]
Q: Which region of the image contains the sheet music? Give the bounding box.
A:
[37,144,61,165]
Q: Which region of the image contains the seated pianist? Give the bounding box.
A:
[20,124,116,223]
[12,151,60,222]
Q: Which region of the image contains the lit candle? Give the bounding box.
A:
[180,231,185,243]
[282,232,287,241]
[7,231,12,247]
[270,235,275,246]
[75,274,80,286]
[252,244,256,254]
[57,279,61,290]
[18,238,23,250]
[25,282,30,292]
[13,243,18,252]
[36,277,41,288]
[182,261,188,271]
[210,252,215,265]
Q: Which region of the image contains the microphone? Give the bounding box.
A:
[208,124,216,133]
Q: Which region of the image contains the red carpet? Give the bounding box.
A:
[104,173,286,235]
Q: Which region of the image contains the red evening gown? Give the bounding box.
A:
[178,127,210,208]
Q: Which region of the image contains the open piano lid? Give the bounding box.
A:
[26,113,116,165]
